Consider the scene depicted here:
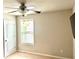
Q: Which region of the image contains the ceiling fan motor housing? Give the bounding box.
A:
[20,3,26,11]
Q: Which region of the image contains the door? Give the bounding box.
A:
[4,19,16,57]
[70,13,75,38]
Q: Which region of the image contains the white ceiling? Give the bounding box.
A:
[4,0,74,13]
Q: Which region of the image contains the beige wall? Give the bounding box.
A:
[17,10,73,58]
[72,0,75,14]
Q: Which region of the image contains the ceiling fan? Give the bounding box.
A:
[5,0,41,16]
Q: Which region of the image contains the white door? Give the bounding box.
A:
[4,19,16,57]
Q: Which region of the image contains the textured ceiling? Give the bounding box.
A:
[3,0,74,13]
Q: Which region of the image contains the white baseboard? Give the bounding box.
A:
[18,50,72,59]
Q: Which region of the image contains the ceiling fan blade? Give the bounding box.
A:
[34,11,41,13]
[4,7,18,9]
[26,9,41,14]
[8,10,18,13]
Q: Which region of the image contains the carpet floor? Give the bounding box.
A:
[6,52,58,59]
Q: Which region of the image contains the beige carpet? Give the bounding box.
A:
[6,52,58,59]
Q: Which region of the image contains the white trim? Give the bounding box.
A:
[73,39,75,59]
[5,47,16,57]
[18,50,72,59]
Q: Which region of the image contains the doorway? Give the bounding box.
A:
[3,18,16,57]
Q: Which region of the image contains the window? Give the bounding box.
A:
[20,19,34,45]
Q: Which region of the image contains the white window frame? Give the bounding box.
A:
[20,18,34,45]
